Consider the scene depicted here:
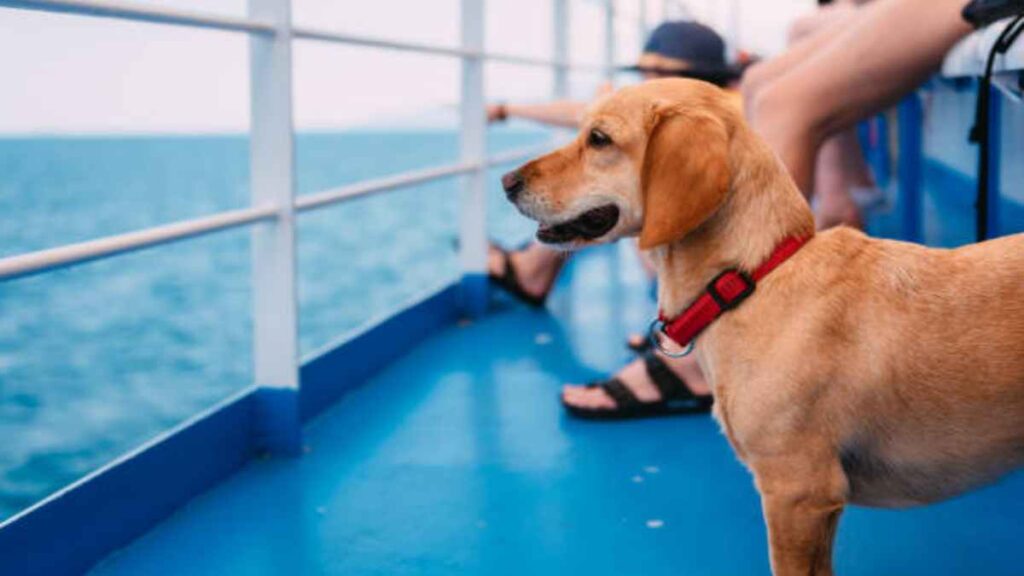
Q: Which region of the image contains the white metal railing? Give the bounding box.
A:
[0,0,277,33]
[0,0,607,70]
[294,142,555,212]
[247,0,298,449]
[0,1,619,284]
[0,142,558,281]
[0,206,278,281]
[292,25,607,72]
[0,0,630,453]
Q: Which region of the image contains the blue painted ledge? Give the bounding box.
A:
[299,282,461,422]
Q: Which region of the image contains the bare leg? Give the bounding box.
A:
[785,1,876,227]
[739,1,863,121]
[787,1,861,46]
[487,242,567,300]
[814,130,874,229]
[748,0,972,193]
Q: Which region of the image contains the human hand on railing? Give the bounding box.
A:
[487,102,509,123]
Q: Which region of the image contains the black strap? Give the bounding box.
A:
[598,379,643,410]
[969,13,1024,242]
[490,247,546,307]
[963,0,1024,27]
[642,351,694,401]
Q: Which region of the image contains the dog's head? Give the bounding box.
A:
[502,78,739,250]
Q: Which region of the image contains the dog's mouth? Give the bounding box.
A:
[536,204,620,244]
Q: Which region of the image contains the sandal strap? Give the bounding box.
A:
[600,378,643,410]
[489,245,547,307]
[643,351,696,401]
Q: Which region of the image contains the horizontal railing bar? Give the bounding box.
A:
[487,53,607,73]
[0,145,561,281]
[295,144,556,213]
[0,4,610,71]
[484,52,569,69]
[486,142,557,167]
[292,25,606,72]
[295,161,478,212]
[0,0,276,34]
[482,52,563,68]
[292,26,476,59]
[0,206,277,282]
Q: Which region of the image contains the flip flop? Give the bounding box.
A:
[487,244,549,308]
[563,351,713,420]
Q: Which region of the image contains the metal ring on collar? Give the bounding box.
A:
[647,318,695,358]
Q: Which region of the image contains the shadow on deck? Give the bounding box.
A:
[93,244,1024,576]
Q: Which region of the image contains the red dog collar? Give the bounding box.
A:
[656,236,810,349]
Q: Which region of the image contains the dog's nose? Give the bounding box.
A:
[501,170,525,201]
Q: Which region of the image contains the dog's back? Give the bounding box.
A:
[812,229,1024,506]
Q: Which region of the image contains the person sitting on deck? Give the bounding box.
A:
[488,8,903,419]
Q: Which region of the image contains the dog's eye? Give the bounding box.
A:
[587,128,613,148]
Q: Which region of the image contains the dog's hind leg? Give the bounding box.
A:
[752,454,848,576]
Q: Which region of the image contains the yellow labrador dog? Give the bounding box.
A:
[501,78,1024,575]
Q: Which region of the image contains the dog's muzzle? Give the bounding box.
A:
[536,205,620,244]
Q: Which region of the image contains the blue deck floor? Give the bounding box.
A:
[92,245,1024,575]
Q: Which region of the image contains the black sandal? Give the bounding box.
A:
[563,351,713,420]
[488,244,548,308]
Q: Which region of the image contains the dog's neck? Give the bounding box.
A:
[650,128,816,318]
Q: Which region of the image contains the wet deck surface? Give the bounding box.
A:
[93,245,1024,575]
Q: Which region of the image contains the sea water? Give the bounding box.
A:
[0,128,546,519]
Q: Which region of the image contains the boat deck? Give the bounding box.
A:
[91,245,1024,576]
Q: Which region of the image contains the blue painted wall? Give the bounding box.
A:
[867,80,1024,245]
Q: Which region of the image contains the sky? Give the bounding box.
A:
[0,0,813,134]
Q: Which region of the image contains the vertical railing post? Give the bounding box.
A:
[553,0,569,100]
[637,0,647,46]
[604,0,616,84]
[726,0,740,56]
[248,0,301,455]
[459,0,488,317]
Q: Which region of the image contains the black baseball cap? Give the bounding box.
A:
[622,21,744,86]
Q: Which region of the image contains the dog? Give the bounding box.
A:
[501,78,1024,575]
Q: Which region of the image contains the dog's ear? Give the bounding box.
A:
[638,112,731,249]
